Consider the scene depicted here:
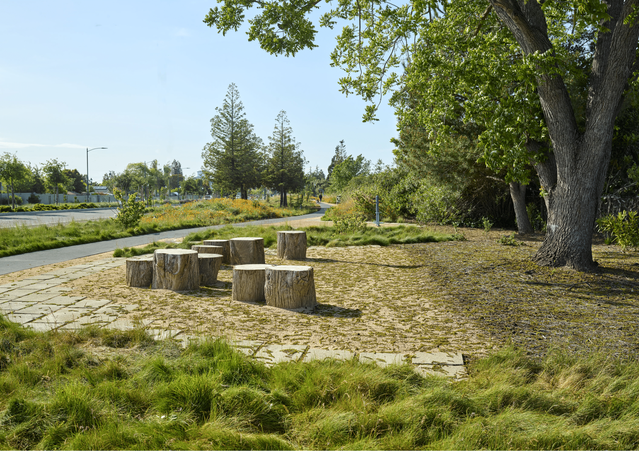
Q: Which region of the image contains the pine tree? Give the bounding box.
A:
[263,111,305,207]
[202,83,263,199]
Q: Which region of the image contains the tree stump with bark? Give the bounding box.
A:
[229,237,265,265]
[152,249,199,291]
[191,245,224,256]
[277,231,307,260]
[198,254,223,286]
[203,239,230,264]
[125,255,154,288]
[265,265,317,310]
[232,264,273,302]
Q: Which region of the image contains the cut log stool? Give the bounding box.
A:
[203,239,230,264]
[277,231,307,260]
[265,265,317,310]
[232,264,272,302]
[126,255,154,288]
[152,249,199,291]
[198,254,223,286]
[229,237,265,265]
[191,245,224,255]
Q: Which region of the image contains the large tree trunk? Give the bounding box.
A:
[509,182,533,234]
[490,0,639,271]
[532,142,610,270]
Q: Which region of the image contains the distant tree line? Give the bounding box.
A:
[0,154,91,208]
[102,159,208,200]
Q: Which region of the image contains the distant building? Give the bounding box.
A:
[93,186,110,194]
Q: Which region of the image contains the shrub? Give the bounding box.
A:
[597,210,639,250]
[27,194,40,204]
[114,189,146,229]
[333,213,367,234]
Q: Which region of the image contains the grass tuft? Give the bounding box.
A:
[1,319,639,449]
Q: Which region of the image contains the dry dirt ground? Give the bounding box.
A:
[2,219,638,361]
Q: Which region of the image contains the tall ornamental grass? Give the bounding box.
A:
[0,315,638,449]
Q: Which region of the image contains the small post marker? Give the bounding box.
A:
[375,195,380,227]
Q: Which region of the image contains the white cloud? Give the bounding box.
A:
[0,141,86,149]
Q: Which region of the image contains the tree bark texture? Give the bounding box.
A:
[152,249,200,291]
[265,265,317,310]
[125,255,154,288]
[198,254,222,287]
[489,0,639,270]
[191,245,224,255]
[229,237,265,265]
[509,182,533,234]
[232,264,273,302]
[203,239,230,264]
[276,231,307,260]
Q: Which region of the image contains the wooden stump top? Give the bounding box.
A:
[230,237,264,243]
[127,254,154,261]
[277,231,306,237]
[155,249,198,256]
[197,253,223,260]
[233,264,272,271]
[267,265,313,272]
[192,245,224,254]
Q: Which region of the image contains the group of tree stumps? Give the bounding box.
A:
[125,231,316,310]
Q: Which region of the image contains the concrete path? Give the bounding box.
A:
[0,257,466,379]
[0,205,329,275]
[0,207,119,228]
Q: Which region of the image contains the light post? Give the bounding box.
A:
[86,147,107,202]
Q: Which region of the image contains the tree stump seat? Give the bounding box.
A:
[229,237,265,265]
[232,264,273,302]
[191,244,224,255]
[265,265,317,310]
[203,239,230,264]
[125,255,154,288]
[198,254,223,286]
[152,249,199,291]
[277,231,307,260]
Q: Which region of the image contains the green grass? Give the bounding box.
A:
[114,224,463,258]
[0,316,638,449]
[0,199,316,258]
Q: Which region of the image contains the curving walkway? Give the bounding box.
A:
[0,204,329,276]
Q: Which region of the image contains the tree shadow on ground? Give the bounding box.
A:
[310,303,362,318]
[303,257,425,269]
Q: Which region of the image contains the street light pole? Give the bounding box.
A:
[86,147,107,202]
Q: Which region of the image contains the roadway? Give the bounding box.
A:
[0,207,119,228]
[0,204,329,275]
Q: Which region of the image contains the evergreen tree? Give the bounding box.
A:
[202,83,263,199]
[263,111,305,207]
[327,140,347,182]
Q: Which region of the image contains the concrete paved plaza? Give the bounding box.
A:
[0,257,466,378]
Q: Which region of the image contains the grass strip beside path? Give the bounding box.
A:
[0,320,638,449]
[0,199,316,258]
[113,224,463,257]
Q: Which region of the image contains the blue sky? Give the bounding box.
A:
[0,1,398,183]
